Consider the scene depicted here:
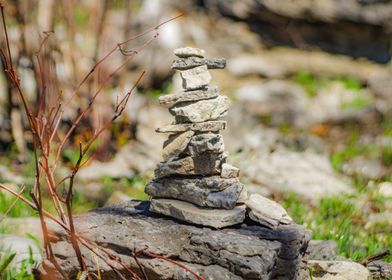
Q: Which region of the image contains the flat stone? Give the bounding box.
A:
[154,153,226,178]
[174,47,205,58]
[158,86,219,106]
[162,130,194,161]
[221,163,240,178]
[156,121,227,133]
[170,95,231,123]
[146,180,244,209]
[237,186,249,203]
[145,175,239,192]
[38,200,310,279]
[180,65,211,90]
[187,133,224,156]
[205,184,244,209]
[246,194,293,228]
[172,57,226,70]
[150,199,246,228]
[308,260,370,280]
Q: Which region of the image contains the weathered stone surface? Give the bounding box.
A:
[159,86,219,106]
[238,186,249,203]
[146,175,239,192]
[205,184,244,209]
[221,163,240,178]
[246,194,293,228]
[342,156,387,180]
[150,198,246,228]
[307,240,339,261]
[187,133,224,155]
[172,57,226,70]
[154,153,226,178]
[146,180,244,209]
[0,234,42,271]
[162,130,194,161]
[308,260,370,280]
[367,261,392,280]
[170,95,231,123]
[38,200,310,279]
[180,65,211,90]
[156,121,227,133]
[174,46,205,58]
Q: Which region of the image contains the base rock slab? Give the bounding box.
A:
[150,198,246,228]
[37,200,310,280]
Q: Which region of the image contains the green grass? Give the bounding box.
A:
[0,245,37,280]
[283,192,392,262]
[330,122,392,172]
[293,71,364,98]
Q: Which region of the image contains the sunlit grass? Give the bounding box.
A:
[282,192,392,262]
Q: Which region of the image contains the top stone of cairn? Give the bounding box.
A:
[174,46,206,58]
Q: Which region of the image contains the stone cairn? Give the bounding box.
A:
[145,47,293,229]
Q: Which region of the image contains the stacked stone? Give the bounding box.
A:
[145,47,248,228]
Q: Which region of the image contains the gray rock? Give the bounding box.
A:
[77,141,160,180]
[0,165,25,185]
[172,57,226,70]
[180,65,211,90]
[235,80,308,127]
[146,180,244,209]
[237,186,249,203]
[154,153,226,178]
[145,175,239,192]
[170,95,231,123]
[221,163,240,178]
[308,260,370,280]
[378,182,392,197]
[77,152,134,180]
[75,183,106,202]
[205,184,244,209]
[307,240,339,260]
[0,234,42,272]
[150,198,246,228]
[238,149,353,202]
[37,200,310,279]
[365,212,392,232]
[174,46,205,58]
[159,86,219,106]
[105,191,134,206]
[246,194,293,228]
[1,217,61,244]
[187,133,224,155]
[162,130,194,161]
[156,121,227,133]
[367,261,392,280]
[342,156,387,180]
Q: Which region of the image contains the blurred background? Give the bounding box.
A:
[0,0,391,272]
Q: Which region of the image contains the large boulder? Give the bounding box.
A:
[37,200,311,280]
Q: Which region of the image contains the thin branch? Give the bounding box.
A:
[0,185,25,224]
